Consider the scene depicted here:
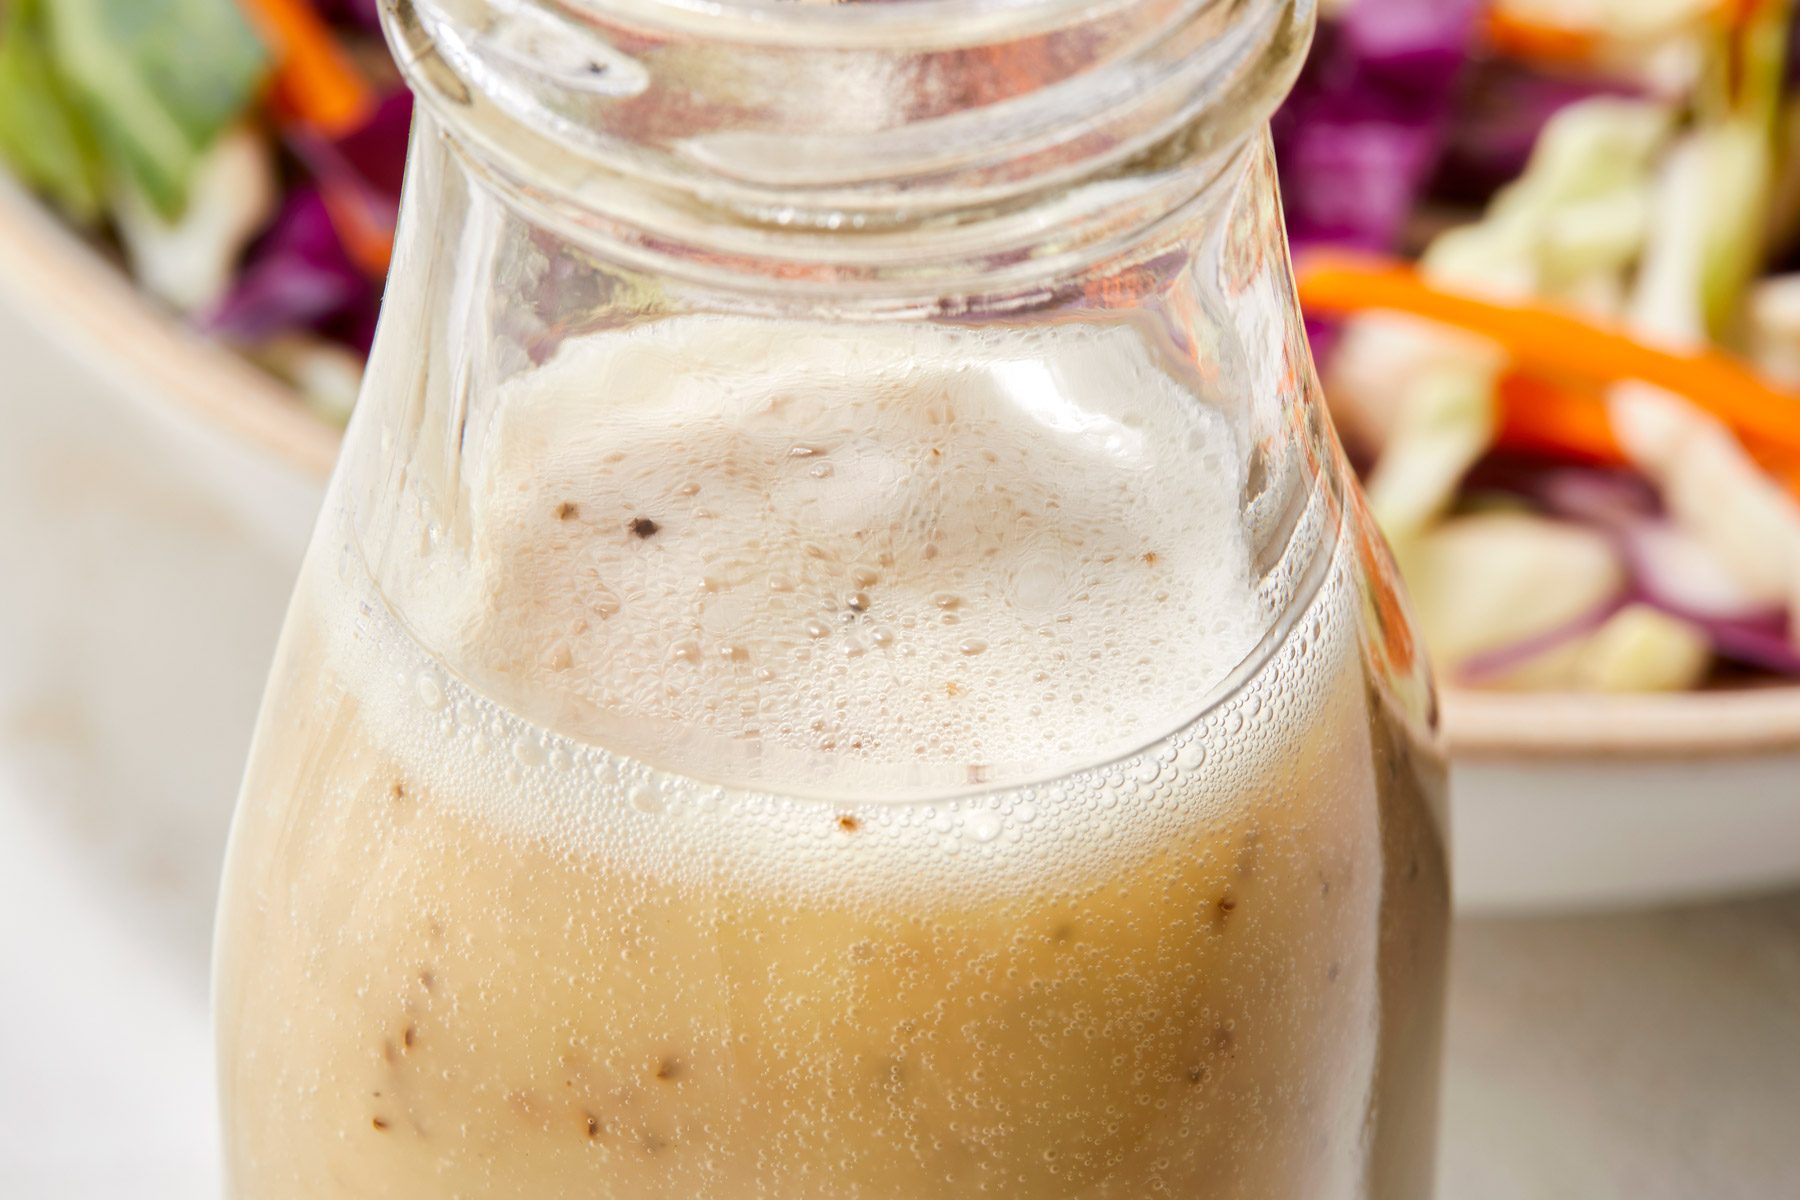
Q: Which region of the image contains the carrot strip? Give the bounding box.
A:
[1483,11,1601,65]
[1495,373,1629,466]
[319,182,394,276]
[1763,459,1800,498]
[239,0,377,137]
[1720,0,1775,27]
[1485,0,1762,65]
[1496,371,1800,501]
[1296,253,1800,461]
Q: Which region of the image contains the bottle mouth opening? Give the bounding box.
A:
[389,0,1313,221]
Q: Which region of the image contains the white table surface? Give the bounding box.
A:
[2,301,1797,1199]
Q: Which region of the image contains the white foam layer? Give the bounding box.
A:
[402,318,1273,794]
[311,509,1359,902]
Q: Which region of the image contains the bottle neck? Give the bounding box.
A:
[342,0,1341,736]
[344,114,1340,671]
[382,0,1316,299]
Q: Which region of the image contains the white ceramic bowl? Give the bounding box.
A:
[1445,691,1800,911]
[5,173,1796,913]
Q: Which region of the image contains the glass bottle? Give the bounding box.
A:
[214,0,1449,1195]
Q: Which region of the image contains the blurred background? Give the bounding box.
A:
[2,0,1799,1195]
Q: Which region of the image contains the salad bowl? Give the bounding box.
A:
[7,0,1800,914]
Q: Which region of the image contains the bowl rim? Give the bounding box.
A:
[0,172,339,481]
[7,171,1799,762]
[1442,687,1800,759]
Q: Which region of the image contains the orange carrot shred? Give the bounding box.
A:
[318,181,395,276]
[1763,458,1800,498]
[1745,434,1800,500]
[239,0,377,138]
[1497,371,1800,500]
[1495,373,1630,467]
[1296,253,1800,462]
[1483,11,1602,65]
[1485,0,1762,66]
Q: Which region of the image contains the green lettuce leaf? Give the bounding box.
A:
[45,0,268,218]
[0,0,105,222]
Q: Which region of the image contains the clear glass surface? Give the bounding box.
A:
[215,1,1448,1194]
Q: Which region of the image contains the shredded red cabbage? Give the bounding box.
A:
[285,89,411,271]
[1466,461,1800,676]
[202,185,379,352]
[1432,61,1630,205]
[1274,0,1483,257]
[296,89,410,204]
[1455,593,1632,685]
[1615,530,1800,675]
[314,0,382,32]
[1334,0,1484,95]
[204,88,409,354]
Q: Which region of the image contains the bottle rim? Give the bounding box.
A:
[385,0,1314,291]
